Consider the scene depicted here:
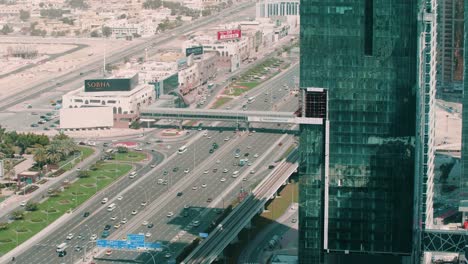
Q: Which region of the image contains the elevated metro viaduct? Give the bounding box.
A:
[139,106,467,262]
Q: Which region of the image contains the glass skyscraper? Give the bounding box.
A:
[298,1,436,263]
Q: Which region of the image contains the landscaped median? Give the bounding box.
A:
[112,151,147,162]
[0,162,132,255]
[57,146,94,172]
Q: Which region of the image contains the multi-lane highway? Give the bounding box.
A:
[0,2,255,112]
[90,64,300,263]
[6,61,298,264]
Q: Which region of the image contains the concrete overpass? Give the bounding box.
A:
[182,150,299,264]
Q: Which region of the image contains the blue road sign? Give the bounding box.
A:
[144,242,161,249]
[199,233,209,238]
[127,234,145,243]
[96,240,107,248]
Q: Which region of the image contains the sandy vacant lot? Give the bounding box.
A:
[0,37,141,102]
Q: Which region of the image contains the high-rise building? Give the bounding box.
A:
[298,1,437,263]
[462,0,468,200]
[255,0,300,18]
[437,0,464,93]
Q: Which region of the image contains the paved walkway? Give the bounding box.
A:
[0,147,101,220]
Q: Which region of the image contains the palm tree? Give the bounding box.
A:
[46,143,62,165]
[33,147,47,168]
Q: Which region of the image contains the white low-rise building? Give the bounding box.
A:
[61,72,155,129]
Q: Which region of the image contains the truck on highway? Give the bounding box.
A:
[107,203,116,212]
[56,242,68,252]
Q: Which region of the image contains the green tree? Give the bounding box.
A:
[39,2,45,8]
[102,26,111,37]
[25,202,38,211]
[143,0,162,9]
[117,146,128,153]
[11,210,25,220]
[33,147,48,169]
[77,170,90,178]
[68,0,88,9]
[90,30,99,37]
[0,222,7,230]
[1,24,13,35]
[19,10,30,21]
[46,142,62,165]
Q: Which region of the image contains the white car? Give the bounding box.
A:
[141,201,147,206]
[20,201,26,207]
[114,223,121,229]
[192,186,198,190]
[234,153,240,158]
[150,164,156,168]
[216,159,221,164]
[203,132,208,137]
[207,136,212,139]
[243,177,248,181]
[184,204,190,209]
[167,212,174,217]
[220,178,226,182]
[224,137,230,141]
[250,170,255,174]
[201,183,207,188]
[75,167,81,171]
[66,233,74,240]
[223,168,229,173]
[184,168,190,173]
[131,210,138,215]
[135,148,143,151]
[165,253,172,258]
[254,153,259,158]
[247,162,253,166]
[90,234,97,240]
[117,196,123,200]
[203,170,209,174]
[142,220,149,226]
[121,218,127,224]
[110,216,117,221]
[145,232,151,237]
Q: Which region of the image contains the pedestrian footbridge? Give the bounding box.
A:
[140,107,320,125]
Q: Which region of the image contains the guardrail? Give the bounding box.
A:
[182,150,298,263]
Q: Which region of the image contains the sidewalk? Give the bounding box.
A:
[0,147,101,220]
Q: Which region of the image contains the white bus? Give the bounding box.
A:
[56,242,67,252]
[107,203,116,212]
[247,97,255,104]
[178,145,188,154]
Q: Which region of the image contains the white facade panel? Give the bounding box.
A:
[60,107,113,129]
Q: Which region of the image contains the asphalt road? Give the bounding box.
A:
[9,60,299,264]
[0,1,255,113]
[92,65,300,263]
[0,147,101,222]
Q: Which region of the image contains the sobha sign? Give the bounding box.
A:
[84,74,139,92]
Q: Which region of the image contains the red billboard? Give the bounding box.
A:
[217,29,242,41]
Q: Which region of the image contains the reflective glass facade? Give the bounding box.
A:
[299,1,420,263]
[462,0,468,195]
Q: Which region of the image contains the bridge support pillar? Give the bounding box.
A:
[178,120,183,130]
[276,190,281,198]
